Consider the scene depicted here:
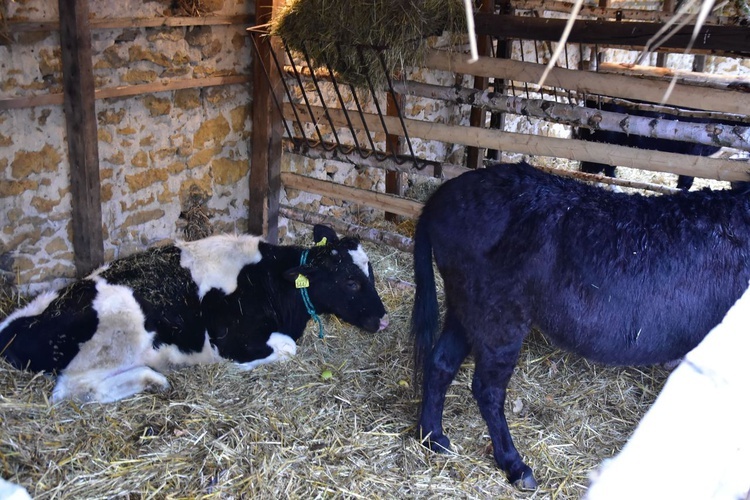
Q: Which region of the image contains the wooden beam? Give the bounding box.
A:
[384,91,404,222]
[466,0,495,169]
[58,0,103,277]
[279,205,415,252]
[281,172,423,219]
[6,15,253,32]
[424,49,750,116]
[248,1,284,242]
[0,75,251,110]
[284,102,750,183]
[473,14,750,57]
[511,0,730,25]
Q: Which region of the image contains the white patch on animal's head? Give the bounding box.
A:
[0,290,60,333]
[178,233,264,298]
[348,244,370,278]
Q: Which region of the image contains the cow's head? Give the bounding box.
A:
[284,225,388,333]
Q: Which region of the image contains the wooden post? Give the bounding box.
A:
[384,91,403,223]
[58,0,103,277]
[466,0,495,170]
[249,0,284,242]
[487,0,512,161]
[655,0,675,67]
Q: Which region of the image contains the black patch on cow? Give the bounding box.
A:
[0,280,99,373]
[97,245,205,354]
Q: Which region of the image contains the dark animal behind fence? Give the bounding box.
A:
[575,100,725,190]
[411,161,750,489]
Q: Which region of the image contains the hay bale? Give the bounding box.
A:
[270,0,467,88]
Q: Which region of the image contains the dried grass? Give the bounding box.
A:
[0,238,669,499]
[270,0,467,88]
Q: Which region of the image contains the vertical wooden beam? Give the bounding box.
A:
[466,0,495,170]
[487,0,512,161]
[656,0,676,67]
[58,0,103,277]
[249,0,284,242]
[384,91,403,223]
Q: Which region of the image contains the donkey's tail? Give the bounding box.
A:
[410,213,440,383]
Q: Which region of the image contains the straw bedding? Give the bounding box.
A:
[0,235,670,499]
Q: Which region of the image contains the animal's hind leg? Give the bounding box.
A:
[418,310,471,453]
[472,340,537,490]
[52,366,169,403]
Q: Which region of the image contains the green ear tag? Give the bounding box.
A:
[295,274,310,289]
[315,237,327,247]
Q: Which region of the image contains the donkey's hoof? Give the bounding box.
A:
[512,472,538,491]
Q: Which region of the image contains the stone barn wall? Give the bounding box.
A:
[0,0,255,292]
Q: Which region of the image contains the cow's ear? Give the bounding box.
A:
[313,225,338,245]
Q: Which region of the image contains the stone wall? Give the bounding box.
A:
[0,0,254,292]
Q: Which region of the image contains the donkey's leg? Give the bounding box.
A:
[472,339,537,490]
[417,310,471,453]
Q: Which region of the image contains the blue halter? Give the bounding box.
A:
[297,248,325,339]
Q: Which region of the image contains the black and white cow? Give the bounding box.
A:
[0,225,388,403]
[411,161,750,489]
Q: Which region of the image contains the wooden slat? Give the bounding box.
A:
[6,15,253,32]
[281,172,423,219]
[474,14,750,57]
[284,102,750,183]
[424,49,750,116]
[511,0,729,25]
[58,0,103,277]
[0,75,250,110]
[279,205,414,252]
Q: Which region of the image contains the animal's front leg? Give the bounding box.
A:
[472,340,537,490]
[234,332,297,370]
[418,311,470,453]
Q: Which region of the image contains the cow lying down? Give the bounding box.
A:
[0,225,388,403]
[411,161,750,489]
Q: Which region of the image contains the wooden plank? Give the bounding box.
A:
[6,15,253,32]
[58,0,103,277]
[281,172,423,219]
[424,49,750,116]
[597,62,750,91]
[279,205,415,252]
[248,0,284,241]
[393,81,750,150]
[284,102,750,183]
[0,75,250,110]
[512,0,730,25]
[473,14,750,57]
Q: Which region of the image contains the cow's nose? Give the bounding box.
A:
[378,314,390,331]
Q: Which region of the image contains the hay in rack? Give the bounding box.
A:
[270,0,467,88]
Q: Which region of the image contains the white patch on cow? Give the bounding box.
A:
[178,234,264,299]
[348,244,371,278]
[0,290,59,333]
[235,332,297,371]
[53,277,160,402]
[86,262,110,279]
[145,333,222,372]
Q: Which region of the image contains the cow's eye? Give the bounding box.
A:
[345,279,361,292]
